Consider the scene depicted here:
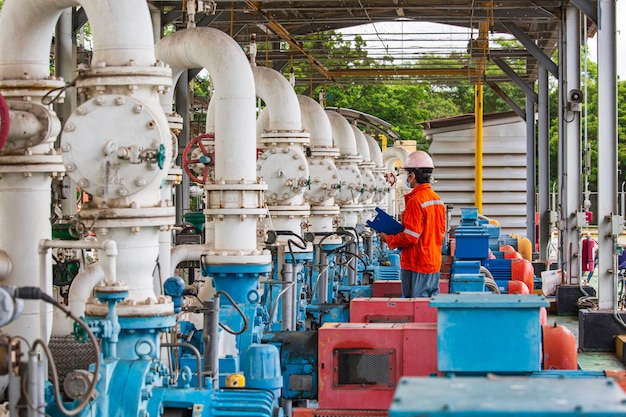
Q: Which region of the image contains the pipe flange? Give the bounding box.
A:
[204,181,268,191]
[203,208,268,217]
[310,205,341,215]
[166,113,183,131]
[61,94,170,200]
[0,79,66,101]
[166,166,183,186]
[308,147,341,158]
[359,161,376,169]
[93,281,130,301]
[336,154,364,164]
[338,204,364,213]
[86,299,176,319]
[202,251,272,266]
[260,131,310,145]
[0,92,8,151]
[76,65,172,91]
[0,153,65,175]
[78,206,176,229]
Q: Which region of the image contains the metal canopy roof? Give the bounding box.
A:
[146,1,591,87]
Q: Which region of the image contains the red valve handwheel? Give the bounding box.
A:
[182,133,215,184]
[384,172,397,186]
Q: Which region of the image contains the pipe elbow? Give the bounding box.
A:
[298,95,333,148]
[382,146,409,170]
[252,66,302,132]
[326,111,357,156]
[38,239,52,255]
[351,125,371,162]
[364,133,384,167]
[101,239,118,257]
[170,244,205,275]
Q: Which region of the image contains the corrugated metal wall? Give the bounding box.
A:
[426,114,527,236]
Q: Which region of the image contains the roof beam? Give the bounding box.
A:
[492,57,538,103]
[486,81,526,120]
[570,0,597,25]
[246,1,337,84]
[327,68,481,77]
[501,21,558,78]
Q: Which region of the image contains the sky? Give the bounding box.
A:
[340,1,625,79]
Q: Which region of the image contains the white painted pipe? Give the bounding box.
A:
[256,108,270,145]
[382,145,409,171]
[325,111,357,156]
[0,250,12,280]
[170,244,206,276]
[364,135,390,208]
[68,262,105,321]
[351,125,371,162]
[156,27,257,183]
[205,98,216,134]
[39,239,117,283]
[364,133,384,167]
[252,66,301,132]
[382,146,409,217]
[157,28,260,258]
[7,111,43,142]
[298,95,333,148]
[0,0,167,354]
[0,174,53,345]
[0,0,156,80]
[157,227,171,294]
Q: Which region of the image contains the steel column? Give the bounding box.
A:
[538,66,551,262]
[526,93,536,246]
[596,0,619,310]
[561,5,582,283]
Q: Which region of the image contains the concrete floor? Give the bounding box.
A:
[551,313,626,371]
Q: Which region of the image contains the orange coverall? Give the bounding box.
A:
[385,183,446,274]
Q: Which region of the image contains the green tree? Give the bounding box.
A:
[322,83,459,145]
[547,56,626,193]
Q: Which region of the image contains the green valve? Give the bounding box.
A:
[157,143,166,170]
[72,319,88,344]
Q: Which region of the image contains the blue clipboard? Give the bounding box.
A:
[366,207,404,234]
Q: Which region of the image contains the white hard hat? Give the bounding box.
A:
[404,150,434,169]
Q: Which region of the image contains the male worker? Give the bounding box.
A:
[378,151,446,297]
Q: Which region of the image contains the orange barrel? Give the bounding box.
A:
[508,280,530,294]
[501,244,523,259]
[542,323,578,370]
[511,259,535,294]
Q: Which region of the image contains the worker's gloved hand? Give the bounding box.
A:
[378,232,387,243]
